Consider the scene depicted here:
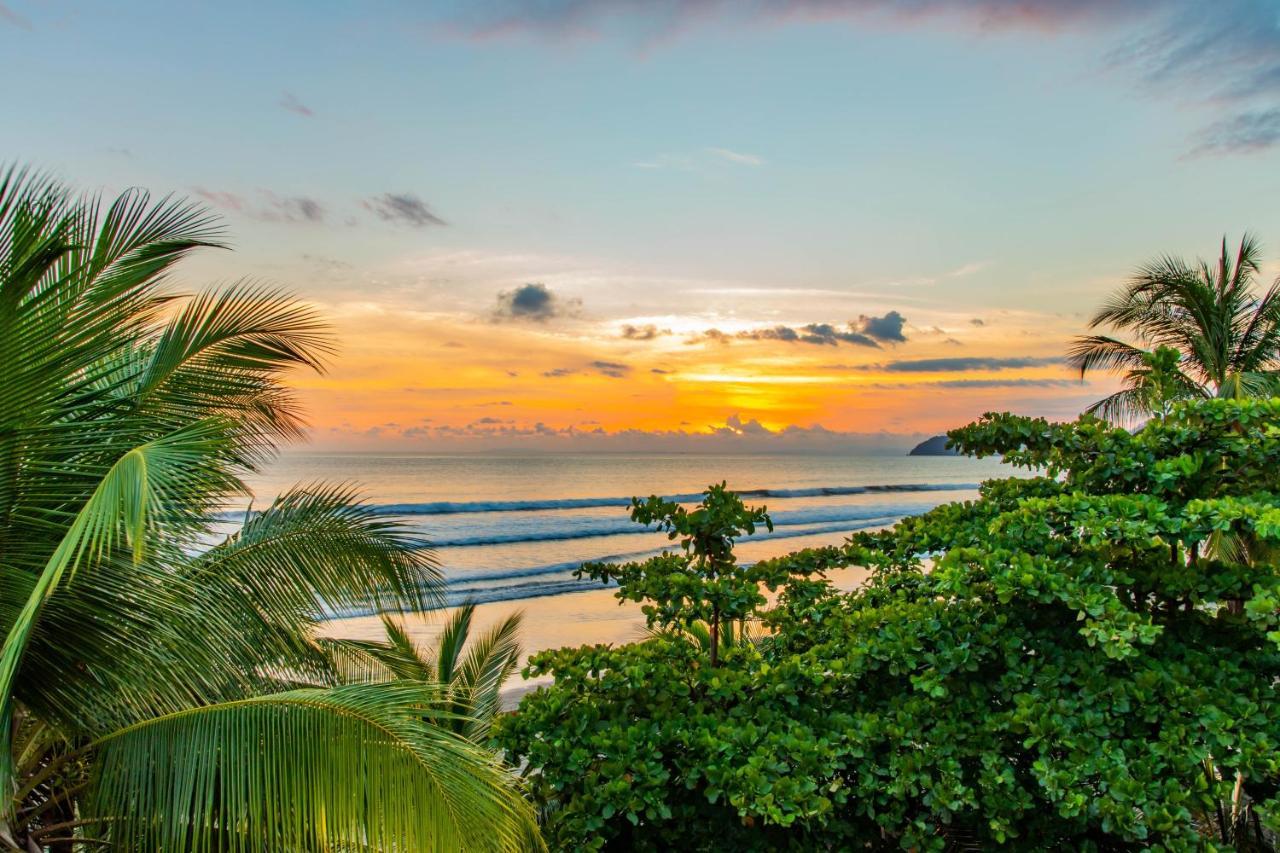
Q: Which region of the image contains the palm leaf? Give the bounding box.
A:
[0,418,242,794]
[455,611,524,738]
[435,603,477,686]
[82,683,542,852]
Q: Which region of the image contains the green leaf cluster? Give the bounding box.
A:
[498,399,1280,850]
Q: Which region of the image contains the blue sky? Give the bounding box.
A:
[4,0,1280,448]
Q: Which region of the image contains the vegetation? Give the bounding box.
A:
[579,483,773,667]
[12,162,1280,852]
[336,604,524,739]
[1069,234,1280,422]
[0,168,538,850]
[498,399,1280,850]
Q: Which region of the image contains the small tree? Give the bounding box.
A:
[579,482,772,667]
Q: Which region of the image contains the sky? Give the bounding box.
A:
[3,0,1280,451]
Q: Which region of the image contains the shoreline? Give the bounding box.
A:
[319,565,874,706]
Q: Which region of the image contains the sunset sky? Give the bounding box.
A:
[4,0,1280,451]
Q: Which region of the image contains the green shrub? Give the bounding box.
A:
[497,399,1280,851]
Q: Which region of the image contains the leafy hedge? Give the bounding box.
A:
[496,399,1280,850]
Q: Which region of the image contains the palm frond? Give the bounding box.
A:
[455,611,524,738]
[132,281,334,444]
[0,418,243,791]
[435,603,477,685]
[1065,335,1153,379]
[186,484,442,628]
[83,683,542,852]
[1073,234,1280,419]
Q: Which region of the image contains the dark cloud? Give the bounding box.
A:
[857,311,907,343]
[877,356,1063,372]
[693,318,903,348]
[494,282,580,321]
[590,360,631,378]
[278,92,314,117]
[542,367,575,378]
[194,188,325,224]
[690,328,732,345]
[651,368,671,374]
[793,323,881,347]
[749,325,799,342]
[969,318,986,326]
[621,323,671,340]
[363,193,446,227]
[434,1,1280,155]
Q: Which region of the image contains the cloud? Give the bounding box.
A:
[876,356,1064,372]
[267,193,325,223]
[590,360,631,377]
[1189,109,1280,156]
[969,318,986,326]
[194,188,325,224]
[278,92,314,117]
[363,193,446,227]
[620,323,671,340]
[725,413,771,435]
[322,413,927,454]
[706,147,764,166]
[542,360,631,378]
[856,311,907,343]
[931,378,1077,389]
[689,318,904,347]
[301,253,352,271]
[494,282,580,321]
[0,3,30,28]
[433,1,1280,154]
[436,0,1136,41]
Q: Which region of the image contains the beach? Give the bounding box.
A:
[319,563,877,704]
[247,450,1007,610]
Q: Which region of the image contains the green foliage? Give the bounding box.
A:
[335,603,525,739]
[87,684,536,852]
[498,399,1280,850]
[1069,234,1280,422]
[579,482,773,666]
[0,167,539,850]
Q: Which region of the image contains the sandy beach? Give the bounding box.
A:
[320,565,875,704]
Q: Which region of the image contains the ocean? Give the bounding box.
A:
[244,452,1012,615]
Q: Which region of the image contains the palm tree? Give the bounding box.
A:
[1068,234,1280,422]
[0,167,539,850]
[644,618,763,654]
[336,604,524,740]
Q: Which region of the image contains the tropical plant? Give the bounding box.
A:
[1068,234,1280,422]
[0,166,539,850]
[579,482,773,666]
[500,400,1280,850]
[336,604,524,739]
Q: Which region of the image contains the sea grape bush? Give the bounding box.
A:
[495,399,1280,851]
[578,482,774,666]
